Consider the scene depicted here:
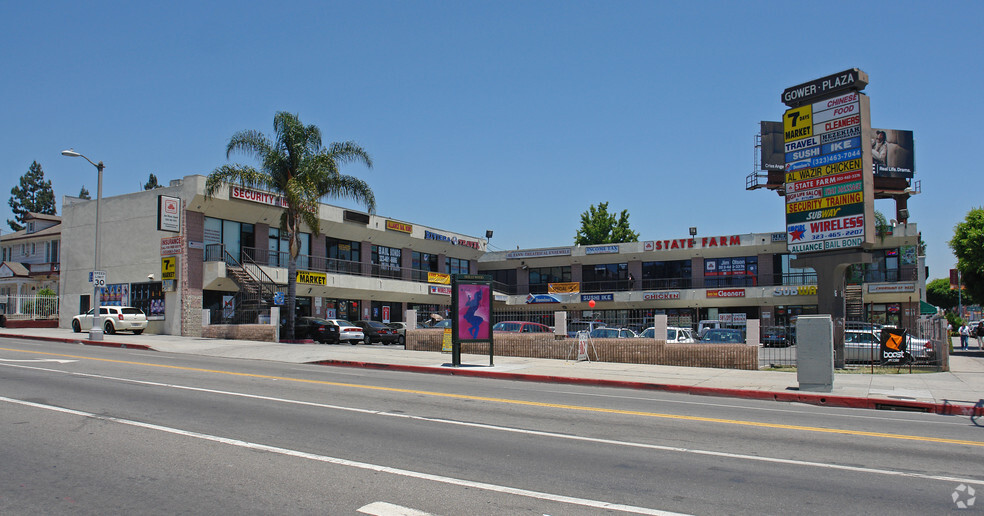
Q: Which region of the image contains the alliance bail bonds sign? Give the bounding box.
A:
[781,69,875,254]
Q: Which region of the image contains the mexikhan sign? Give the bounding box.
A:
[782,69,875,255]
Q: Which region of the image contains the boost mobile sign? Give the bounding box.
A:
[782,69,875,255]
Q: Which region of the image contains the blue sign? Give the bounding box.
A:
[580,293,614,302]
[525,294,561,304]
[585,245,620,255]
[273,292,285,306]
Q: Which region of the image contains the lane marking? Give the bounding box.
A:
[1,347,981,448]
[0,358,77,363]
[3,362,984,487]
[0,395,689,516]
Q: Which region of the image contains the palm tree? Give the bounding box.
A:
[205,111,375,339]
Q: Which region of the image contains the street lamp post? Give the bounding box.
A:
[61,149,105,341]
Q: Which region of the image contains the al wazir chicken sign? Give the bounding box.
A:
[781,68,875,255]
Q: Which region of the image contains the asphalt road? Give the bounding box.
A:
[1,337,982,515]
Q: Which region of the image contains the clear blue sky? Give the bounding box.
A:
[2,1,980,282]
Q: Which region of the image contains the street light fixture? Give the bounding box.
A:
[62,149,105,341]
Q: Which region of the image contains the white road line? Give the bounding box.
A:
[0,395,688,516]
[3,362,983,487]
[357,501,433,515]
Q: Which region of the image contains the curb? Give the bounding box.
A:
[307,359,984,417]
[0,333,154,351]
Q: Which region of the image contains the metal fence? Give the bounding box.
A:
[478,309,948,372]
[0,294,60,319]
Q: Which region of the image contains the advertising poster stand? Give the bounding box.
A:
[450,274,494,367]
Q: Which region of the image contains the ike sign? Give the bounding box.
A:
[781,69,875,255]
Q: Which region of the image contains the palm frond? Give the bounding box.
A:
[203,165,267,199]
[327,141,373,168]
[226,130,271,161]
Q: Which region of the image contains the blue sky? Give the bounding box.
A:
[2,1,980,282]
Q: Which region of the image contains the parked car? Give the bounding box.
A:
[72,306,148,335]
[844,330,933,363]
[589,327,637,339]
[700,328,745,344]
[639,326,697,343]
[297,317,340,344]
[354,320,400,345]
[761,326,796,347]
[567,320,606,337]
[492,321,552,333]
[322,319,365,344]
[425,319,452,329]
[386,322,408,345]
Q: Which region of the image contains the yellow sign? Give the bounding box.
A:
[785,158,863,183]
[385,220,413,233]
[548,282,580,294]
[161,256,177,280]
[783,105,813,141]
[296,270,327,285]
[428,272,451,284]
[442,328,452,352]
[786,192,864,214]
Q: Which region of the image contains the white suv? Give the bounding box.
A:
[72,306,148,335]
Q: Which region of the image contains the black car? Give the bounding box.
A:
[354,320,400,345]
[286,317,340,343]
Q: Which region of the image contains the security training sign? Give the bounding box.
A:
[783,69,874,255]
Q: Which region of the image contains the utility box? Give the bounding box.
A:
[797,315,834,392]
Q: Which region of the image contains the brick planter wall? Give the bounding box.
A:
[202,324,276,342]
[406,329,757,370]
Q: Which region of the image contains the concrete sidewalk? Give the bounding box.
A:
[2,327,982,416]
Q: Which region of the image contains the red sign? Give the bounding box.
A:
[706,289,745,298]
[161,236,183,256]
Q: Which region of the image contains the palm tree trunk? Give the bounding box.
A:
[286,249,297,341]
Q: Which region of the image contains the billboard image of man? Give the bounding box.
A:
[457,283,491,341]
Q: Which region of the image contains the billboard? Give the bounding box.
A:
[760,121,785,171]
[871,128,915,178]
[763,122,914,180]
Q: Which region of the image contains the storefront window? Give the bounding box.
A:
[704,256,758,287]
[372,245,402,279]
[779,254,816,286]
[641,260,692,289]
[528,266,571,294]
[582,263,627,292]
[131,282,165,318]
[445,257,469,275]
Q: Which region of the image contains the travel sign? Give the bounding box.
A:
[782,71,875,255]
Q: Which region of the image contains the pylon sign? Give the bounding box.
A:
[781,69,875,254]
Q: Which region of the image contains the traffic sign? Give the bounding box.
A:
[90,270,107,287]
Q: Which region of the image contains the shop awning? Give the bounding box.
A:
[920,300,939,315]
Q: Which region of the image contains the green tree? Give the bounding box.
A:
[925,277,975,310]
[949,207,984,303]
[574,202,639,245]
[78,185,91,200]
[144,173,161,190]
[8,161,56,231]
[205,111,375,339]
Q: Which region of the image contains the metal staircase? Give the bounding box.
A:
[845,284,864,320]
[209,244,283,323]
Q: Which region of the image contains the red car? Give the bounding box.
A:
[492,321,552,333]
